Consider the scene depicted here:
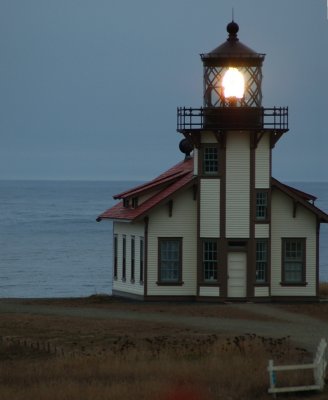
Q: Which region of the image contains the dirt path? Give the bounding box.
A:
[1,299,327,353]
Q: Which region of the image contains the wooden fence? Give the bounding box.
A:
[267,338,327,397]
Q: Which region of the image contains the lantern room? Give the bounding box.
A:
[177,21,288,140]
[201,21,265,108]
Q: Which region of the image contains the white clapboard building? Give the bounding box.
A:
[97,21,328,301]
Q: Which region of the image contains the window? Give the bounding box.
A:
[131,236,135,282]
[256,240,268,283]
[132,197,138,208]
[256,191,268,220]
[282,238,305,284]
[123,198,129,208]
[113,234,118,280]
[203,147,218,175]
[140,237,144,283]
[158,238,182,283]
[203,240,218,282]
[122,235,126,281]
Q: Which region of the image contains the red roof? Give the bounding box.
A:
[97,157,195,222]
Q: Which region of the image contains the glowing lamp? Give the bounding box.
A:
[222,67,245,99]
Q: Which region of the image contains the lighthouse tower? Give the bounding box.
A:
[177,21,288,298]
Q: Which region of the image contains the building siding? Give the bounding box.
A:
[226,132,250,238]
[255,134,270,188]
[255,224,270,238]
[193,149,198,175]
[199,286,220,296]
[271,189,317,296]
[200,179,220,238]
[113,222,145,296]
[254,286,270,297]
[147,187,197,296]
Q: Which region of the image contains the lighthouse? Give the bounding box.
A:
[98,21,328,301]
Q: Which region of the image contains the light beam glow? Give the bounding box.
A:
[222,67,245,99]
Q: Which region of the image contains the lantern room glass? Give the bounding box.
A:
[203,64,263,108]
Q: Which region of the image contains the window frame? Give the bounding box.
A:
[202,145,219,176]
[255,189,269,222]
[157,237,183,286]
[202,239,219,284]
[281,238,306,286]
[113,234,118,280]
[139,237,144,284]
[255,239,268,284]
[130,236,135,283]
[122,235,126,281]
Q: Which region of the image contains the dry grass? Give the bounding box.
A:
[0,333,327,400]
[1,298,328,399]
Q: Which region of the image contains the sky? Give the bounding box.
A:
[0,0,327,182]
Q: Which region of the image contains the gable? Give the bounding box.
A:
[271,178,328,224]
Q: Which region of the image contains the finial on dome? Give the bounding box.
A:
[227,20,239,41]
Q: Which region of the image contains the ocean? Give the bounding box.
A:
[0,180,328,298]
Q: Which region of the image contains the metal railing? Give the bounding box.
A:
[177,106,288,132]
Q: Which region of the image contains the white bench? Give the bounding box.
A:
[267,338,327,397]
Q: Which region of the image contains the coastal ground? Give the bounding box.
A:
[1,296,328,399]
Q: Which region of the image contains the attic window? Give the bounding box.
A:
[123,198,129,208]
[132,197,138,208]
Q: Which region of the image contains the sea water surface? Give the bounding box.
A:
[0,180,136,298]
[0,180,328,298]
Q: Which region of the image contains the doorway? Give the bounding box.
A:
[227,252,247,298]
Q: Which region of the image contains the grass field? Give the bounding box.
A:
[1,297,328,400]
[0,332,322,400]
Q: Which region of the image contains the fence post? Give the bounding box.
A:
[268,359,277,399]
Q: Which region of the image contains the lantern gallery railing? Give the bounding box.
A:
[177,106,288,133]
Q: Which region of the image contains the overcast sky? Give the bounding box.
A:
[0,0,327,181]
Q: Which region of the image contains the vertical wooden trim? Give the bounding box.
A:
[122,234,126,281]
[269,140,273,296]
[139,236,144,284]
[198,146,202,177]
[248,132,256,298]
[267,235,272,295]
[220,238,228,297]
[220,132,226,239]
[130,235,135,283]
[113,233,118,280]
[143,217,149,297]
[316,219,320,297]
[220,132,227,297]
[304,237,307,284]
[196,175,201,297]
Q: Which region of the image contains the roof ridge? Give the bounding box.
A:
[113,158,193,199]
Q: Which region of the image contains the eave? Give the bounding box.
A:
[272,178,328,223]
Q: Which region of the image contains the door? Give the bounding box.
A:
[228,252,247,298]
